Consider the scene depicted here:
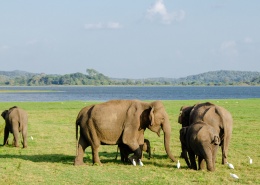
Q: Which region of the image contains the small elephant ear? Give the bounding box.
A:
[149,107,155,126]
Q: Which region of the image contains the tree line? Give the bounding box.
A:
[0,69,259,86]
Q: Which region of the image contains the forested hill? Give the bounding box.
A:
[173,70,260,85]
[0,69,259,86]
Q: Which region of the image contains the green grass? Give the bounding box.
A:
[0,99,259,185]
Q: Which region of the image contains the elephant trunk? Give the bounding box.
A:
[162,121,176,162]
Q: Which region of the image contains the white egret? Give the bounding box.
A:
[248,156,253,164]
[132,159,136,166]
[139,159,144,166]
[230,173,239,180]
[227,162,234,169]
[30,136,33,140]
[177,160,180,169]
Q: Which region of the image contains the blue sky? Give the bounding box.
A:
[0,0,259,78]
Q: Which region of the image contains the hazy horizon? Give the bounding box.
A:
[1,69,259,80]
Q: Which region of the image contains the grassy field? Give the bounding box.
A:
[0,99,259,185]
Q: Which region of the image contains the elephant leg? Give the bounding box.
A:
[182,149,191,168]
[140,144,144,159]
[74,135,89,165]
[3,125,9,146]
[128,148,142,165]
[91,144,101,165]
[12,125,19,147]
[115,146,119,160]
[221,137,230,164]
[22,125,28,148]
[198,156,205,170]
[188,151,197,170]
[180,142,186,158]
[119,145,129,163]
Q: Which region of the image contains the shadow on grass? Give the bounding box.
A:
[0,151,180,168]
[0,153,75,165]
[0,152,124,165]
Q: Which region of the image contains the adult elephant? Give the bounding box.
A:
[1,106,28,148]
[74,100,176,166]
[180,121,220,171]
[115,138,151,162]
[178,102,233,164]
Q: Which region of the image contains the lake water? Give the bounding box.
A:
[0,86,260,102]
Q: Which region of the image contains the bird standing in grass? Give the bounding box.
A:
[227,162,234,169]
[230,173,239,180]
[132,159,136,166]
[139,159,144,166]
[248,156,253,164]
[177,160,180,169]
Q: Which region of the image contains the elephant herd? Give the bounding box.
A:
[1,100,233,172]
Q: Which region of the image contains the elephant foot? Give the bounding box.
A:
[74,158,85,166]
[222,158,227,165]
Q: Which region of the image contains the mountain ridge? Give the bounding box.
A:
[0,69,259,86]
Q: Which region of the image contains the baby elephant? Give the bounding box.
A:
[180,121,220,171]
[115,139,151,163]
[1,106,28,148]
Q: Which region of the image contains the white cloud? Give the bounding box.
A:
[84,22,122,30]
[107,22,122,29]
[146,0,185,24]
[220,41,238,56]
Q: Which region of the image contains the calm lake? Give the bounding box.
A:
[0,86,260,102]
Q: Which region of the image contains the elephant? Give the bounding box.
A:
[74,100,176,166]
[115,138,151,163]
[1,106,28,148]
[180,121,220,171]
[178,102,233,164]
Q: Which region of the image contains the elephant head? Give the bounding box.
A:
[178,105,194,127]
[148,101,176,162]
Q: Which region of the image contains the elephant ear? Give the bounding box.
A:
[202,106,220,124]
[1,110,8,119]
[149,107,155,126]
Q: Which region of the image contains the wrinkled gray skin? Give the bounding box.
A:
[180,121,220,171]
[1,106,28,148]
[178,102,233,164]
[115,138,151,162]
[74,100,176,165]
